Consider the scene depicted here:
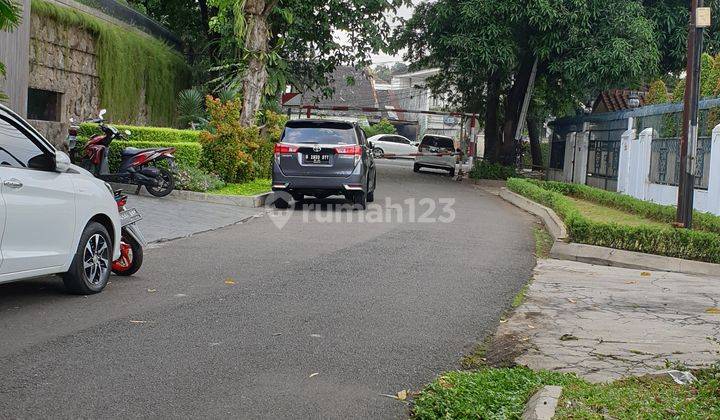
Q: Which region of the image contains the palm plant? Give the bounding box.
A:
[176,88,208,129]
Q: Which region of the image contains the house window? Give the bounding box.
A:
[27,88,62,122]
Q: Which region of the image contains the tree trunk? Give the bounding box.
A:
[483,73,501,163]
[198,0,211,39]
[239,0,276,126]
[527,116,543,169]
[500,55,535,166]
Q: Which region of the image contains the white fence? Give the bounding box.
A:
[617,124,720,215]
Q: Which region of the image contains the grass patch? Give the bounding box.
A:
[533,226,554,259]
[567,196,669,228]
[507,178,720,263]
[209,179,271,196]
[412,365,720,419]
[511,284,529,309]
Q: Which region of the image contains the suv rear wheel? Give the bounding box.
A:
[63,222,112,295]
[352,190,367,210]
[413,163,421,173]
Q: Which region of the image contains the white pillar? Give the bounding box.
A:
[573,131,589,185]
[617,128,636,194]
[631,128,654,201]
[563,132,576,183]
[706,124,720,215]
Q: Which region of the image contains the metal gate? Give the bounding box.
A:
[585,120,626,191]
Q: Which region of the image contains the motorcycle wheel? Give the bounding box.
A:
[111,234,143,276]
[146,167,175,197]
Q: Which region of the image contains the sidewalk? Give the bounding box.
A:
[489,259,720,383]
[129,195,261,243]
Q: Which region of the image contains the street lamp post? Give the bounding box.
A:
[677,1,711,228]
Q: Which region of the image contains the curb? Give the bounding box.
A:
[522,385,562,420]
[499,188,568,241]
[498,187,720,277]
[110,182,270,208]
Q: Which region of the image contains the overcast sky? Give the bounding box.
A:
[369,2,417,65]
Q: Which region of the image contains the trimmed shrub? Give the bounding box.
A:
[79,123,200,143]
[362,118,397,137]
[173,164,225,192]
[199,97,260,183]
[470,161,518,180]
[507,178,720,263]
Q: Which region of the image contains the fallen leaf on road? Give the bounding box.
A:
[272,333,282,336]
[560,333,578,341]
[175,293,187,297]
[499,319,508,323]
[129,320,146,324]
[705,307,720,314]
[625,281,637,285]
[396,390,408,401]
[566,298,576,304]
[224,278,236,285]
[310,334,323,338]
[640,272,651,277]
[147,288,157,293]
[309,373,319,378]
[527,324,535,329]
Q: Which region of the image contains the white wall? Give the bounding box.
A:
[618,125,720,215]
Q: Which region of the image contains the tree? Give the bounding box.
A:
[397,0,660,166]
[0,0,21,99]
[206,0,408,125]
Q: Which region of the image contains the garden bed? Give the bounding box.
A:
[209,179,271,196]
[506,178,720,263]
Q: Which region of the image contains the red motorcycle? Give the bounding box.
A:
[112,190,145,276]
[71,110,176,197]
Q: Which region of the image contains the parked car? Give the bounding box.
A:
[272,119,377,209]
[0,104,121,294]
[367,134,417,159]
[414,134,457,177]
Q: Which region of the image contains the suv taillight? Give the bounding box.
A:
[274,143,298,158]
[334,145,362,155]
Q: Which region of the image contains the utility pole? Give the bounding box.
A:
[677,1,711,228]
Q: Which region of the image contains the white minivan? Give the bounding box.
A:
[0,104,120,294]
[414,134,457,176]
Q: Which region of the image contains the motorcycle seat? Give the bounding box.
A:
[121,147,143,156]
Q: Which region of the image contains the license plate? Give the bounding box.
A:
[304,154,330,164]
[119,208,142,227]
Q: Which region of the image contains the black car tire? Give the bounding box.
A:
[372,147,384,159]
[352,190,367,210]
[367,187,375,203]
[413,163,421,173]
[274,197,290,209]
[63,222,112,295]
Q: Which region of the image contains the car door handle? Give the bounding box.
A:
[3,178,23,189]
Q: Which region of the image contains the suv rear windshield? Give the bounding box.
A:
[421,136,454,149]
[281,121,357,145]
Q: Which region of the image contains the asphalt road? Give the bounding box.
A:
[0,160,537,419]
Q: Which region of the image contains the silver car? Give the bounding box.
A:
[271,119,377,209]
[414,134,457,176]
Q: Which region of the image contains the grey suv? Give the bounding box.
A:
[271,119,377,209]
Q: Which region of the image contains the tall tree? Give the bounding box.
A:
[397,0,660,165]
[209,0,407,124]
[0,0,21,100]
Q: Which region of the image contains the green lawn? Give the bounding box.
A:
[567,196,669,228]
[412,366,720,419]
[209,179,271,196]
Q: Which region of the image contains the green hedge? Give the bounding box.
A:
[507,178,720,263]
[79,123,200,143]
[76,138,202,172]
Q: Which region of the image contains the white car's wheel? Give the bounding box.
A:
[62,222,112,295]
[372,147,384,159]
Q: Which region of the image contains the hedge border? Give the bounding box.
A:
[507,178,720,264]
[79,123,201,143]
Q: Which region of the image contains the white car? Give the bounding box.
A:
[414,134,458,176]
[0,104,121,294]
[368,134,418,159]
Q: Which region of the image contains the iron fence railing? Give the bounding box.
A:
[650,137,712,190]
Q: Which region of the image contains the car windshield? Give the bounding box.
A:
[282,123,357,145]
[421,136,454,149]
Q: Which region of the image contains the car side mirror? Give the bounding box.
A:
[368,141,374,149]
[55,151,71,172]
